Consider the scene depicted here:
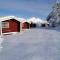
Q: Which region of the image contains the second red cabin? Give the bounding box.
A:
[22,22,30,29]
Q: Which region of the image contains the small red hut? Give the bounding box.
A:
[1,16,20,33]
[22,22,30,29]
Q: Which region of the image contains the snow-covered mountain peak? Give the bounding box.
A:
[27,17,48,24]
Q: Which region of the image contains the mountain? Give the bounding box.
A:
[27,17,48,24]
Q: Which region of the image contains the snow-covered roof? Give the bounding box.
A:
[0,16,49,24]
[0,16,26,22]
[0,16,32,24]
[22,20,31,24]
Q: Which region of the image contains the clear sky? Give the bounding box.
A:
[0,0,59,19]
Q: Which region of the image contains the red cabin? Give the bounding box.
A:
[22,22,30,29]
[2,19,20,33]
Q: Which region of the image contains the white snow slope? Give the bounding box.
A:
[0,27,60,60]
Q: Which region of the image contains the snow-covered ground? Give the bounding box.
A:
[0,36,3,51]
[0,27,60,60]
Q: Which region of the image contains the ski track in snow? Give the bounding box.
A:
[0,28,60,60]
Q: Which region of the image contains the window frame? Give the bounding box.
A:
[2,22,9,28]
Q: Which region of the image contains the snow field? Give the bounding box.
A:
[0,36,3,51]
[0,28,60,60]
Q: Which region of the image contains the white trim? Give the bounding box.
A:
[0,21,2,36]
[2,32,18,35]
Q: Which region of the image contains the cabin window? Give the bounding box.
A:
[2,22,9,28]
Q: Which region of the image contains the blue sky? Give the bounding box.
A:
[0,0,59,19]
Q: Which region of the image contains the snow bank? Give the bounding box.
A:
[0,36,3,51]
[0,28,60,60]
